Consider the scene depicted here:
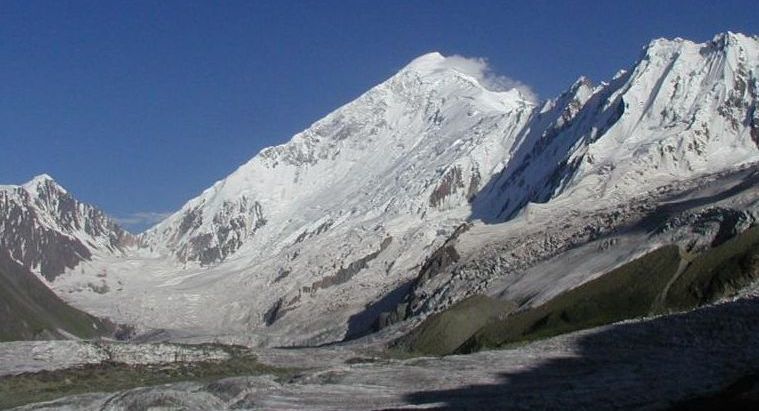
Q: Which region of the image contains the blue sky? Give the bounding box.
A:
[2,0,757,232]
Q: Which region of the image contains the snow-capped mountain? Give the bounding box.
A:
[140,51,536,266]
[474,32,759,221]
[0,175,134,281]
[143,32,759,267]
[375,32,759,329]
[57,52,539,343]
[27,32,759,346]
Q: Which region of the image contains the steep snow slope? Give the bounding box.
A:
[0,175,134,281]
[55,52,537,345]
[474,32,759,221]
[141,52,535,265]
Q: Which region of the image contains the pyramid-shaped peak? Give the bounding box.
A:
[22,173,66,194]
[28,173,55,184]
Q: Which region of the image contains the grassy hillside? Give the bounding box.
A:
[401,226,759,356]
[454,245,682,354]
[0,251,113,341]
[394,295,516,356]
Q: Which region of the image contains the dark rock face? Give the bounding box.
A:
[750,103,759,147]
[311,237,393,291]
[293,220,333,246]
[0,178,134,281]
[679,207,753,248]
[263,298,284,326]
[429,166,465,208]
[375,224,470,330]
[168,197,267,265]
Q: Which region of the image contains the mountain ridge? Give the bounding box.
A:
[141,31,759,267]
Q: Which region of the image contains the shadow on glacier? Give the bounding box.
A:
[467,161,526,225]
[343,279,415,341]
[467,154,571,225]
[470,160,759,227]
[402,297,759,410]
[466,127,586,225]
[636,168,759,233]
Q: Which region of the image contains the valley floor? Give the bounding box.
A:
[4,292,759,410]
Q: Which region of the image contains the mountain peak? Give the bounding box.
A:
[641,36,691,58]
[402,52,484,79]
[713,31,745,43]
[709,31,759,51]
[22,173,65,193]
[569,76,593,92]
[399,51,538,103]
[27,173,55,184]
[404,51,447,72]
[641,32,757,59]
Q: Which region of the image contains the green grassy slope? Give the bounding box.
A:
[401,226,759,356]
[0,252,113,341]
[394,295,516,356]
[454,246,682,354]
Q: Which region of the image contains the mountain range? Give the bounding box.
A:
[2,32,759,350]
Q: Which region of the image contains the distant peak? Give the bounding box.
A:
[29,173,55,183]
[709,31,758,49]
[642,36,688,55]
[713,31,740,42]
[642,32,757,58]
[22,173,65,193]
[570,76,593,90]
[612,69,627,80]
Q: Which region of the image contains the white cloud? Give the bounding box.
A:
[440,55,538,102]
[114,211,172,228]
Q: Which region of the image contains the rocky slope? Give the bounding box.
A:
[381,163,759,336]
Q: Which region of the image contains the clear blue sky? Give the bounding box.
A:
[2,0,757,232]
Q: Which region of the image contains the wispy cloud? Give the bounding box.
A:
[440,55,538,102]
[114,211,172,232]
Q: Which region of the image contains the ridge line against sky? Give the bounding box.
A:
[1,0,758,232]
